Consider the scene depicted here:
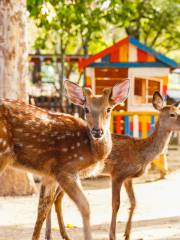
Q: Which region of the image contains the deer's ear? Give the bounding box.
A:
[174,101,180,108]
[64,80,85,107]
[109,79,130,106]
[152,92,164,110]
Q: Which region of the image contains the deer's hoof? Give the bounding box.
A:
[124,234,130,240]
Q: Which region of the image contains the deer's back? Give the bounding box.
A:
[0,99,99,177]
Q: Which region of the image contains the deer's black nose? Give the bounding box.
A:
[91,128,104,139]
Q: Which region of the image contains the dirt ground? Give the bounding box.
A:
[0,146,180,240]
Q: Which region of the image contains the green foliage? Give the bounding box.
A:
[106,0,180,55]
[27,0,106,55]
[27,0,180,60]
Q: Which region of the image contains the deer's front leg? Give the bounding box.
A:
[45,186,71,240]
[109,177,123,240]
[57,173,92,240]
[124,179,136,240]
[32,180,57,240]
[54,188,72,240]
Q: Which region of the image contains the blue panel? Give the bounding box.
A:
[89,62,166,68]
[124,116,130,135]
[150,115,155,135]
[129,36,178,68]
[101,54,110,62]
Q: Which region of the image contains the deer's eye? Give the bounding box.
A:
[84,107,89,114]
[170,112,177,118]
[107,108,111,113]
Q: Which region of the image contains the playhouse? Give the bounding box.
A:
[79,36,178,113]
[79,36,178,176]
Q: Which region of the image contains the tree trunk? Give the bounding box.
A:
[0,0,37,196]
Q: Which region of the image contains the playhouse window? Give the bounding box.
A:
[148,80,161,103]
[134,77,161,104]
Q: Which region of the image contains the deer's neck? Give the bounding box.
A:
[90,130,112,161]
[141,120,171,165]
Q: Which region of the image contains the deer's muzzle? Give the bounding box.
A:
[91,128,104,139]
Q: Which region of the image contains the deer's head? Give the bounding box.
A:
[153,92,180,131]
[64,80,130,139]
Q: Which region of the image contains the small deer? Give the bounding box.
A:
[43,91,180,240]
[0,79,130,240]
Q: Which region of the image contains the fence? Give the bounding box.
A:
[111,111,159,138]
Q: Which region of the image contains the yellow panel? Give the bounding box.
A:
[152,154,168,172]
[155,76,168,85]
[119,43,128,62]
[141,115,149,138]
[110,115,114,133]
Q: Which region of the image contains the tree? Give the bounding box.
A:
[28,0,79,108]
[27,0,107,87]
[0,0,37,196]
[106,0,180,55]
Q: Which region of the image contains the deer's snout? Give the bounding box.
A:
[91,128,104,139]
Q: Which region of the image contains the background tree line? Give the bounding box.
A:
[27,0,180,106]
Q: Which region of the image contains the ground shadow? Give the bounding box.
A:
[1,215,180,240]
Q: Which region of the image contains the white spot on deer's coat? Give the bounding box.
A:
[0,147,11,156]
[51,132,58,137]
[40,114,49,122]
[62,148,68,152]
[77,131,80,137]
[74,153,78,158]
[27,145,33,148]
[18,143,23,147]
[84,139,88,144]
[71,145,75,150]
[16,128,23,133]
[79,156,84,161]
[66,132,71,136]
[4,146,11,152]
[2,127,7,133]
[2,140,7,147]
[76,142,80,147]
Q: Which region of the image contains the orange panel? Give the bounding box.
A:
[86,76,91,87]
[163,85,167,95]
[119,43,129,62]
[147,54,156,62]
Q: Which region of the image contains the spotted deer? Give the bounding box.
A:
[43,91,180,240]
[0,79,130,240]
